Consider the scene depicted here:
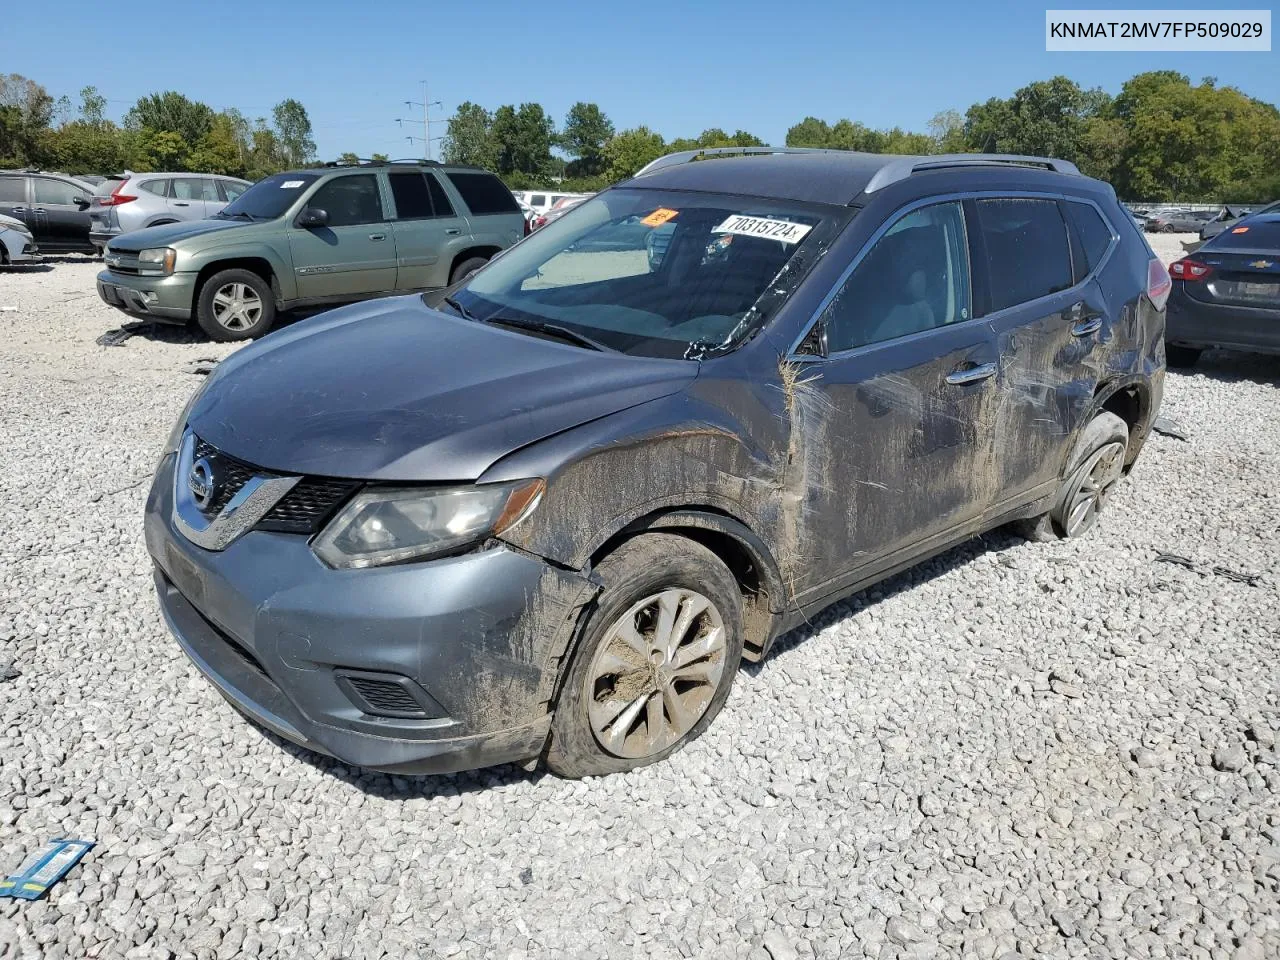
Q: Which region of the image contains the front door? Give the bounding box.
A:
[387,170,469,290]
[794,199,1001,596]
[288,173,398,300]
[31,177,91,249]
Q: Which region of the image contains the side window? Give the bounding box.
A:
[221,181,248,202]
[425,174,455,218]
[171,179,202,200]
[1065,201,1114,274]
[974,198,1073,312]
[529,194,547,207]
[0,177,27,202]
[307,175,384,227]
[389,172,433,220]
[445,172,520,215]
[197,178,222,202]
[33,178,84,206]
[823,201,971,353]
[139,180,169,197]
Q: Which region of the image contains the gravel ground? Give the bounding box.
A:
[2,249,1278,960]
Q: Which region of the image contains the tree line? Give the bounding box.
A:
[0,74,316,181]
[446,71,1280,203]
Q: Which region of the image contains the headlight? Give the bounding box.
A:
[161,379,210,459]
[138,247,176,275]
[313,480,544,569]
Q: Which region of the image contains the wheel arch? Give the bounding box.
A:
[449,246,502,280]
[192,257,281,312]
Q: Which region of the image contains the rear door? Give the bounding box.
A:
[31,177,92,249]
[288,173,398,299]
[972,196,1108,505]
[168,178,215,220]
[0,176,30,228]
[796,199,1000,592]
[387,170,469,289]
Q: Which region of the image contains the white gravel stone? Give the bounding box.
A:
[2,258,1278,959]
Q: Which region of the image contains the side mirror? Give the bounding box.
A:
[74,197,90,210]
[298,207,328,228]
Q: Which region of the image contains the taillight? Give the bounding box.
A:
[1167,258,1212,282]
[98,181,137,206]
[1147,258,1172,310]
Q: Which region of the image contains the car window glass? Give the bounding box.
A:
[1065,202,1113,274]
[389,172,433,219]
[529,194,546,206]
[198,178,222,201]
[171,179,202,200]
[33,178,83,205]
[0,178,26,202]
[139,180,168,197]
[308,174,384,226]
[822,201,971,353]
[1210,220,1280,248]
[446,172,520,215]
[976,198,1073,312]
[426,174,455,218]
[221,181,247,202]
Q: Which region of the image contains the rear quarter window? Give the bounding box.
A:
[445,172,520,216]
[1065,201,1114,274]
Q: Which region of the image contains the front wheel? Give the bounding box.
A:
[1016,411,1129,541]
[545,533,744,778]
[195,268,276,341]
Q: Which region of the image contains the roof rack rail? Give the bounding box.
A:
[862,154,1081,193]
[634,146,849,177]
[322,157,444,168]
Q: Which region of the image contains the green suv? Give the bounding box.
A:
[96,161,526,340]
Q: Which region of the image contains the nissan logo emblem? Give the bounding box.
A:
[188,457,218,511]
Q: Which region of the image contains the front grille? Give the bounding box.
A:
[192,436,357,534]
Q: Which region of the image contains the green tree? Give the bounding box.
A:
[136,129,190,170]
[786,116,833,148]
[0,74,56,165]
[125,91,215,146]
[442,101,495,168]
[928,110,966,153]
[189,113,244,176]
[489,103,555,177]
[272,98,315,167]
[963,76,1108,161]
[561,102,614,176]
[79,86,108,127]
[602,126,666,181]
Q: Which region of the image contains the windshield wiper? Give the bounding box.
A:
[484,315,614,352]
[442,295,476,320]
[216,211,256,221]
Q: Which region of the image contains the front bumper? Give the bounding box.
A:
[144,453,596,774]
[97,269,195,323]
[3,237,40,263]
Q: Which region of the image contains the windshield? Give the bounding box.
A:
[215,172,319,221]
[451,188,839,358]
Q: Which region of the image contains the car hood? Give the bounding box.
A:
[107,218,251,251]
[189,297,699,481]
[0,213,27,231]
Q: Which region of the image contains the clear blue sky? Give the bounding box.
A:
[3,0,1276,159]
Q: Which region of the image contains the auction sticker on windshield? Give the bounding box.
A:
[281,180,305,188]
[713,215,812,244]
[641,208,679,227]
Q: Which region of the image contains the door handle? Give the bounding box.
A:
[1070,317,1103,337]
[445,228,461,235]
[945,361,997,385]
[32,208,46,214]
[173,201,190,207]
[9,207,25,214]
[369,233,386,241]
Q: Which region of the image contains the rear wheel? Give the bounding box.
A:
[1016,412,1129,541]
[1162,223,1177,233]
[449,256,489,285]
[545,533,744,778]
[1165,345,1202,368]
[195,268,276,341]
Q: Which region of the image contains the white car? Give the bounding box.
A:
[0,213,39,265]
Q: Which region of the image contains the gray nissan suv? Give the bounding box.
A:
[146,148,1167,778]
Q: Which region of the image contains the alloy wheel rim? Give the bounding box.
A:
[585,588,727,759]
[212,282,263,331]
[1063,440,1126,536]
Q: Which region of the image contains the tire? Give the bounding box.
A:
[1165,344,1202,368]
[195,268,276,341]
[1162,223,1177,233]
[1017,412,1130,541]
[449,256,489,286]
[545,533,745,778]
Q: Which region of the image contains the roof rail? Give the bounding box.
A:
[634,146,850,177]
[862,154,1081,193]
[322,157,444,168]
